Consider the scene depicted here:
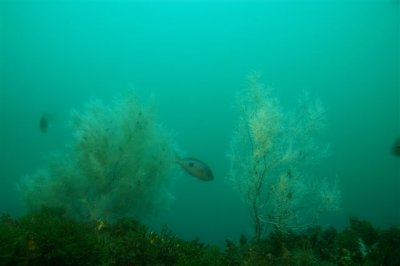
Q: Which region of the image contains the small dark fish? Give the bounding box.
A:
[39,114,49,133]
[175,157,214,181]
[392,138,400,156]
[39,113,54,133]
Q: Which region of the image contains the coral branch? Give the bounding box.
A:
[228,74,341,239]
[21,92,175,221]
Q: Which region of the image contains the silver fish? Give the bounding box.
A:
[176,157,214,181]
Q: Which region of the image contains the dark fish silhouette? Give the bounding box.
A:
[175,156,214,181]
[39,113,51,133]
[392,138,400,156]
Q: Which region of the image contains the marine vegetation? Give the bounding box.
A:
[21,93,175,221]
[228,73,341,240]
[1,207,399,265]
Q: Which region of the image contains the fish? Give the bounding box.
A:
[39,113,50,133]
[392,138,400,156]
[39,113,55,133]
[175,156,214,181]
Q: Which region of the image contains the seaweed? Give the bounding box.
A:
[0,209,399,265]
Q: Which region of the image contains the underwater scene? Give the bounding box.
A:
[0,0,399,265]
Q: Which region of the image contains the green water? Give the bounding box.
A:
[0,0,398,245]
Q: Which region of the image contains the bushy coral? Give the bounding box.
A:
[228,73,341,240]
[21,92,175,221]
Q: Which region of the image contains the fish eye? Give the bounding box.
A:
[188,162,194,167]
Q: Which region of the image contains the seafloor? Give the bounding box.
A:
[0,207,399,265]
